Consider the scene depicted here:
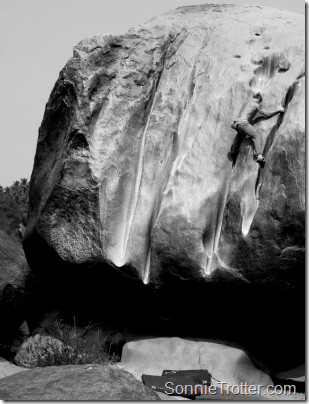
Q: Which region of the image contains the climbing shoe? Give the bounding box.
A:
[256,155,265,167]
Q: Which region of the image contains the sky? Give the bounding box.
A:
[0,0,305,186]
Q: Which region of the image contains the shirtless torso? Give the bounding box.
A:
[237,99,284,122]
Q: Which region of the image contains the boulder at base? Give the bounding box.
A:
[0,363,158,400]
[121,337,272,387]
[13,334,63,368]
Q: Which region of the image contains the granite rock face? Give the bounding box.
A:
[25,4,304,284]
[23,5,304,369]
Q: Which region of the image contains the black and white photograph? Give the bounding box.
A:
[0,0,305,400]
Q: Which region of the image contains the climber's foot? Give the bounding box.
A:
[256,154,265,168]
[227,152,234,162]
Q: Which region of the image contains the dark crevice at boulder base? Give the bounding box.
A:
[23,228,304,372]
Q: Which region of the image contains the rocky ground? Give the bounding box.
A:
[0,362,158,400]
[0,357,28,379]
[0,357,305,400]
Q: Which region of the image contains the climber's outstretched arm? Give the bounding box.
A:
[258,105,284,118]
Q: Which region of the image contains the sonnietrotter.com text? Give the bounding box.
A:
[164,382,297,396]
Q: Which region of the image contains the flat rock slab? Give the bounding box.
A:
[0,363,158,400]
[121,338,305,401]
[121,337,272,386]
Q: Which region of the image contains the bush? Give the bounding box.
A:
[33,320,120,367]
[0,178,29,238]
[4,179,29,224]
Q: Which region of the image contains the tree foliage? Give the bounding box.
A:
[0,178,29,238]
[5,178,29,221]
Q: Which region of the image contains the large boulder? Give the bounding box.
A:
[23,5,304,371]
[0,363,158,400]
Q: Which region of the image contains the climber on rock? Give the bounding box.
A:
[231,92,284,166]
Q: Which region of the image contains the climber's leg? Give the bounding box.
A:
[237,122,264,157]
[230,131,245,164]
